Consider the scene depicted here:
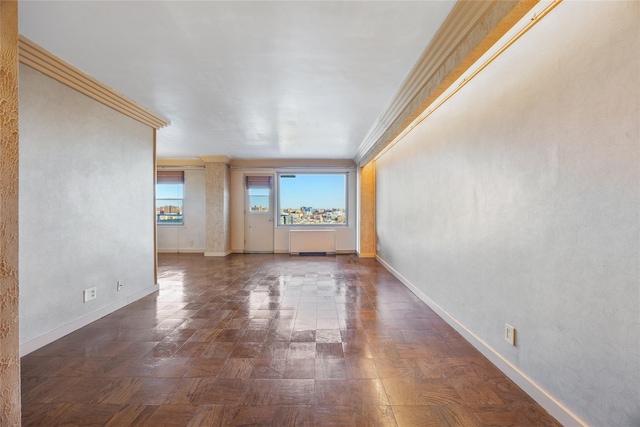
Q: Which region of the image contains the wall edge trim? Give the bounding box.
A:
[20,284,159,357]
[375,254,587,427]
[18,35,169,129]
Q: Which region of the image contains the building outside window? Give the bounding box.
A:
[278,173,347,226]
[156,170,184,225]
[246,176,271,213]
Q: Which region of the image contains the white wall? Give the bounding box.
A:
[157,168,206,253]
[230,168,245,252]
[374,2,639,426]
[19,65,157,354]
[230,167,357,253]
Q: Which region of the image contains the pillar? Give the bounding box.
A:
[202,156,231,256]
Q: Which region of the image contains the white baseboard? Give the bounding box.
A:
[157,248,205,254]
[231,249,244,254]
[375,255,586,427]
[272,250,356,255]
[20,283,159,357]
[204,250,232,257]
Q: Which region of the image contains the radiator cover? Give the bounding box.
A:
[289,230,336,254]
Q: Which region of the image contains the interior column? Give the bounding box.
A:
[203,156,232,256]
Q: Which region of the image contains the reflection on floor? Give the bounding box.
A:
[21,253,560,426]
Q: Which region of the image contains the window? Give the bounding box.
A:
[156,170,184,225]
[249,188,270,213]
[278,173,347,226]
[246,176,271,213]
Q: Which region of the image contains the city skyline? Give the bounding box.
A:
[279,206,345,225]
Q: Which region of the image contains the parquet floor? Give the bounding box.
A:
[21,253,561,426]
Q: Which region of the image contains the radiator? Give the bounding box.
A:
[289,230,336,255]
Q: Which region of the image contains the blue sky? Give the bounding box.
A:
[157,174,346,209]
[279,174,346,209]
[157,184,183,199]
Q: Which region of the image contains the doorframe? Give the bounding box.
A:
[244,174,275,253]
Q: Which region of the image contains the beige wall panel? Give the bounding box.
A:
[358,162,376,257]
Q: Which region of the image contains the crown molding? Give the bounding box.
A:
[157,158,204,167]
[354,0,539,166]
[229,158,355,169]
[18,35,169,130]
[199,155,232,164]
[157,157,356,169]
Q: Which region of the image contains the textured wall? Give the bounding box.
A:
[205,162,231,255]
[229,169,245,252]
[19,64,156,348]
[0,1,20,424]
[375,2,639,426]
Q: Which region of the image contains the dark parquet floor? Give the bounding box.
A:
[21,253,561,426]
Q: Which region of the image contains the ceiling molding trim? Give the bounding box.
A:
[157,158,204,167]
[18,35,169,130]
[229,158,356,169]
[199,155,232,164]
[354,0,539,166]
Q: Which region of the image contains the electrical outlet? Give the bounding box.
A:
[504,324,516,346]
[83,287,97,302]
[117,281,123,292]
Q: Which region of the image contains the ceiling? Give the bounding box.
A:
[18,1,456,160]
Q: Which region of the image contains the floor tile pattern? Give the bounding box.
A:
[21,254,561,426]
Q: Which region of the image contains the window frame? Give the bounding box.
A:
[276,172,348,227]
[245,175,273,215]
[156,170,185,226]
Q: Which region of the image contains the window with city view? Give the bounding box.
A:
[278,173,347,226]
[156,171,184,225]
[249,188,270,213]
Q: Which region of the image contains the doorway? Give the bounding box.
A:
[244,175,274,253]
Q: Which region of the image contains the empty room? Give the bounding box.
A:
[1,0,638,426]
